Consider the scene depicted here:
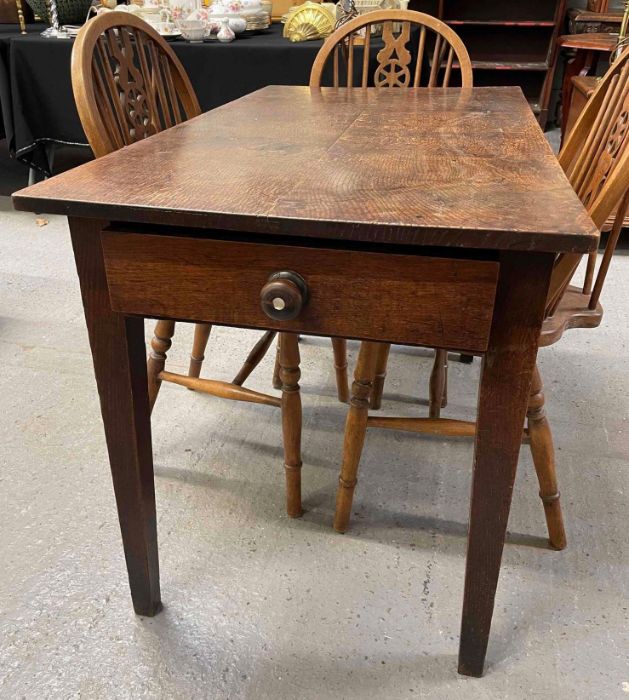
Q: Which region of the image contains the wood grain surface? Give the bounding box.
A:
[69,217,161,617]
[101,230,500,352]
[13,86,597,254]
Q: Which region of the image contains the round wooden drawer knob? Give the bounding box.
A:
[260,271,308,321]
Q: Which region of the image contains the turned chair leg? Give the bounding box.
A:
[527,364,567,550]
[272,336,282,390]
[331,337,350,403]
[147,319,176,412]
[334,341,380,533]
[429,349,448,418]
[280,333,303,518]
[232,330,277,386]
[187,323,212,379]
[370,343,391,410]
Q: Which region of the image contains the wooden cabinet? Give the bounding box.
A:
[587,0,625,11]
[410,0,567,128]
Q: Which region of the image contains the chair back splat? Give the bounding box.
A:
[71,12,201,158]
[548,48,629,314]
[310,10,473,89]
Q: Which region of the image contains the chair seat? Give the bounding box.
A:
[539,285,603,347]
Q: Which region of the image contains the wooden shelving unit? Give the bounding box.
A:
[410,0,567,129]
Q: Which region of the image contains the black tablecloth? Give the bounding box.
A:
[0,24,382,175]
[0,24,43,142]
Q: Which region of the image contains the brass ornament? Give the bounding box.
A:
[283,1,335,42]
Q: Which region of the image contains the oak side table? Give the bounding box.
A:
[13,86,598,677]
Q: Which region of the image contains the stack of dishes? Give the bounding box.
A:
[245,13,270,29]
[208,0,270,30]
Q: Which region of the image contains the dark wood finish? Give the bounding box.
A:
[260,272,308,322]
[588,0,610,12]
[13,86,597,678]
[13,87,598,255]
[311,12,469,401]
[458,251,554,677]
[70,12,288,409]
[348,51,629,557]
[557,32,616,141]
[334,252,556,676]
[428,348,448,418]
[100,230,500,352]
[557,32,616,51]
[568,8,622,35]
[0,0,32,25]
[557,32,616,52]
[69,217,161,617]
[412,0,567,128]
[310,10,473,89]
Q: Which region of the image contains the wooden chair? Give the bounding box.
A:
[70,12,337,517]
[309,9,473,411]
[334,47,629,546]
[309,10,473,90]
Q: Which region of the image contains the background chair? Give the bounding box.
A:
[309,10,473,90]
[333,47,629,545]
[71,12,309,515]
[309,8,473,412]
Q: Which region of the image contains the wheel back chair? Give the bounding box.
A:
[70,12,348,517]
[309,8,473,419]
[334,47,629,545]
[309,10,473,89]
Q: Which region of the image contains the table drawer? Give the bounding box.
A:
[101,230,499,353]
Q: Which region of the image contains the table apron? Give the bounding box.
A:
[101,229,500,353]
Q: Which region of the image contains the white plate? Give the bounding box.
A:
[160,29,182,39]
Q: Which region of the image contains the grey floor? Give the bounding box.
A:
[0,196,628,700]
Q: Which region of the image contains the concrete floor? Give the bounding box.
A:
[0,197,627,700]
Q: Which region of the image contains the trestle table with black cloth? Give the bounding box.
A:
[0,24,387,176]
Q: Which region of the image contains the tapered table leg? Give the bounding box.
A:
[69,218,161,617]
[458,252,555,677]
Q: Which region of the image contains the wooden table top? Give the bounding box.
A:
[13,86,598,254]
